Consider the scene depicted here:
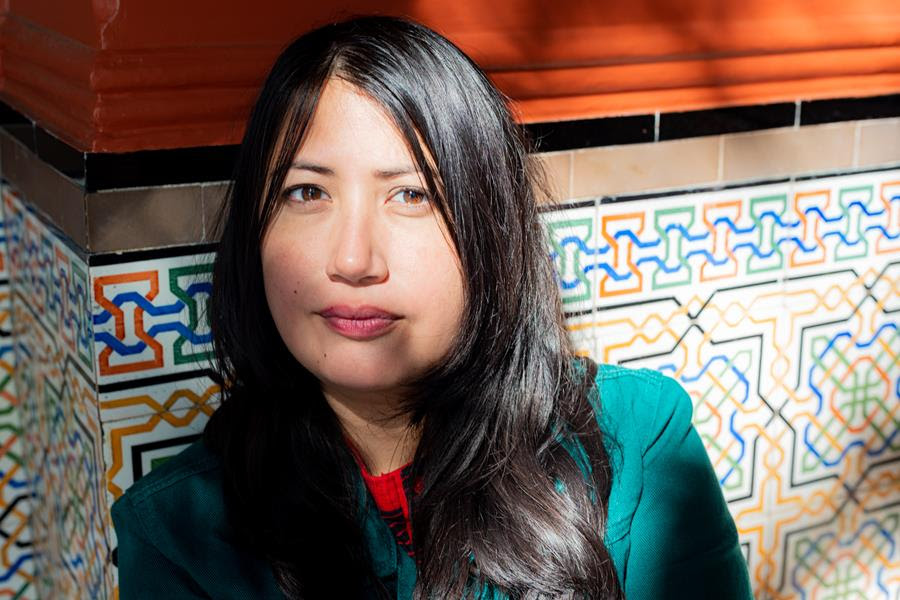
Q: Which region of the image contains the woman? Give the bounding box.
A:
[111,16,752,599]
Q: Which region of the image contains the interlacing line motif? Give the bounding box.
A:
[548,171,900,599]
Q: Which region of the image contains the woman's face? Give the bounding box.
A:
[261,78,464,397]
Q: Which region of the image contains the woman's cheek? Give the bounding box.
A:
[395,228,464,350]
[261,229,319,329]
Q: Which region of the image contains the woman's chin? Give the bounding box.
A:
[314,362,411,395]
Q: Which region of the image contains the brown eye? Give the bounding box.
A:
[283,185,329,203]
[390,188,429,206]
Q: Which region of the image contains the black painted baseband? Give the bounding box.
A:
[526,114,654,151]
[88,242,219,267]
[657,103,796,141]
[1,92,898,192]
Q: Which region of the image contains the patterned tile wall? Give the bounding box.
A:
[3,186,91,599]
[91,251,221,562]
[0,166,897,599]
[547,169,899,599]
[91,252,220,597]
[0,188,35,598]
[1,183,218,599]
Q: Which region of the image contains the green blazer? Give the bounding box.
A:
[112,364,753,599]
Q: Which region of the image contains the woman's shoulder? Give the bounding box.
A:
[112,438,223,516]
[590,363,752,598]
[588,363,698,546]
[591,362,693,458]
[111,438,228,560]
[111,439,284,596]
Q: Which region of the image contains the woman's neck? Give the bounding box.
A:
[321,385,419,475]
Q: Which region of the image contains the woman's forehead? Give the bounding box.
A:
[291,78,420,175]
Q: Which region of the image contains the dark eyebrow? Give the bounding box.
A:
[289,161,421,180]
[373,166,421,179]
[290,161,334,175]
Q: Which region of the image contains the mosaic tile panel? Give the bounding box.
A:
[0,188,35,599]
[547,169,900,599]
[102,400,217,593]
[1,164,896,599]
[2,183,218,598]
[102,400,216,504]
[91,251,218,597]
[91,254,215,388]
[3,185,90,599]
[100,374,220,514]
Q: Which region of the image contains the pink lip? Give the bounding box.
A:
[318,305,401,340]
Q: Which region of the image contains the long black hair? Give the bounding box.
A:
[205,15,622,599]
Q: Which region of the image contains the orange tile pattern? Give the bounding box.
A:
[547,169,899,598]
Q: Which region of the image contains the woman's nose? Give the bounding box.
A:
[325,207,388,285]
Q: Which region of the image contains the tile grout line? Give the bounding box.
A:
[200,183,208,242]
[852,122,862,169]
[717,135,725,182]
[568,152,574,201]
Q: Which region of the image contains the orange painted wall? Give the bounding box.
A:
[2,0,899,151]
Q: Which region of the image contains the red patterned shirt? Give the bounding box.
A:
[357,460,418,557]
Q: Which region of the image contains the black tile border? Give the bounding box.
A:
[88,242,218,267]
[658,103,796,141]
[0,102,239,191]
[537,198,595,213]
[526,114,654,152]
[598,176,792,205]
[1,92,898,192]
[84,146,238,192]
[34,127,84,179]
[800,94,900,126]
[98,367,219,394]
